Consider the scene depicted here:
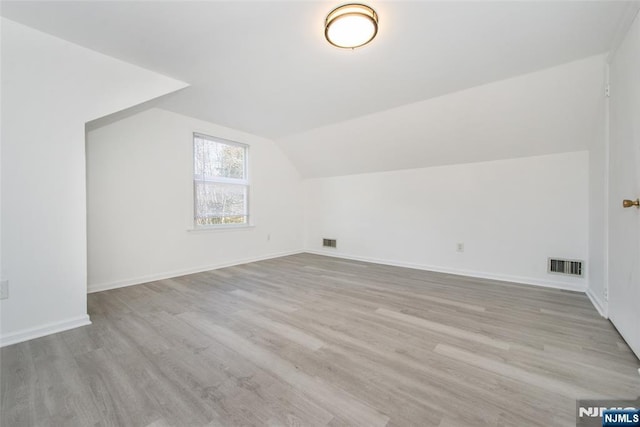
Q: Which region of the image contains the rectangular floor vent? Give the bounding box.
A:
[322,238,337,248]
[548,258,583,277]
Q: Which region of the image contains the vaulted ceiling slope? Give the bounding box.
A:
[0,1,633,141]
[280,54,606,178]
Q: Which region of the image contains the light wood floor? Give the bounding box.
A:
[1,253,639,426]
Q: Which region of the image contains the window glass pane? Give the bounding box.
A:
[194,182,248,225]
[194,136,245,180]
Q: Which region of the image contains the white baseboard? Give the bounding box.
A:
[586,288,608,318]
[304,250,587,293]
[0,315,92,348]
[88,249,304,293]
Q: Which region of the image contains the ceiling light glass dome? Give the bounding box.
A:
[325,4,378,49]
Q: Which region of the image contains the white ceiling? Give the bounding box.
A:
[1,1,633,140]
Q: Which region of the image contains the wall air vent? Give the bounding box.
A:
[322,238,337,248]
[548,258,583,277]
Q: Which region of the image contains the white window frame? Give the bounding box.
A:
[193,132,250,228]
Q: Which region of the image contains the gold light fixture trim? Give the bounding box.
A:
[325,4,379,49]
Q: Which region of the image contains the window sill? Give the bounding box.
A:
[187,224,255,233]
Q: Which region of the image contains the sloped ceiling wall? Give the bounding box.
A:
[277,55,605,178]
[0,18,188,344]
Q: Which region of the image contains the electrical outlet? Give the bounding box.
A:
[603,287,608,302]
[0,280,8,300]
[456,243,464,253]
[267,233,271,241]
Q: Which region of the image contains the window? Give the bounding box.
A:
[193,133,249,227]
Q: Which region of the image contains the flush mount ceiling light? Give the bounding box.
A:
[325,4,379,49]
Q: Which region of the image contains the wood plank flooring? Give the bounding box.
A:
[1,253,639,426]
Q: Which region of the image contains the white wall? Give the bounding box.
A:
[279,55,606,178]
[86,108,303,292]
[586,64,609,316]
[304,152,589,290]
[0,19,187,346]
